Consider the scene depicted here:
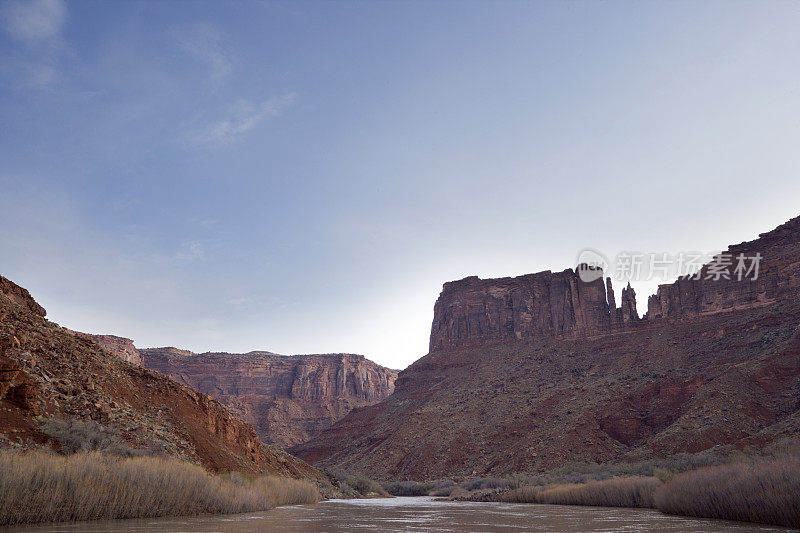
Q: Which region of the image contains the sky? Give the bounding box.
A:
[1,1,799,370]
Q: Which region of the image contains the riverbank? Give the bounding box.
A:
[0,450,320,527]
[487,459,800,529]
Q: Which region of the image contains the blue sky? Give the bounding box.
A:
[2,1,799,369]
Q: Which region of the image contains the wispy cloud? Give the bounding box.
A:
[187,94,296,145]
[0,0,67,88]
[175,240,206,261]
[0,0,66,45]
[174,22,232,85]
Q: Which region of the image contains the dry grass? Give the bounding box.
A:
[654,458,800,528]
[40,418,144,457]
[498,476,661,508]
[0,449,319,526]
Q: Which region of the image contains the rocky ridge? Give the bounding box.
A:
[430,216,800,352]
[72,333,143,366]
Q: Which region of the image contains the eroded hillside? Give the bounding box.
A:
[0,275,320,480]
[293,216,800,480]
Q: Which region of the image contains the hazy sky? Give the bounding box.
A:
[2,1,799,369]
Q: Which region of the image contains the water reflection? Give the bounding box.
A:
[6,496,788,532]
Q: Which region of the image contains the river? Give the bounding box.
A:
[6,496,789,532]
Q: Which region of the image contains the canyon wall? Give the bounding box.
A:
[430,216,800,351]
[68,331,397,448]
[429,269,613,351]
[294,214,800,480]
[645,215,800,320]
[0,276,321,480]
[140,349,397,448]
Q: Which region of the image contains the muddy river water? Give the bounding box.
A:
[7,496,790,532]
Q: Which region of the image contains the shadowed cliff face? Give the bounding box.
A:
[429,270,613,351]
[293,215,800,480]
[139,349,397,448]
[0,277,322,480]
[645,216,800,320]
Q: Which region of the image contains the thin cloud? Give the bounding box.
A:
[0,0,66,45]
[0,0,67,88]
[174,22,232,85]
[188,94,296,145]
[175,241,206,261]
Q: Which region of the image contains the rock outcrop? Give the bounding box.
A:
[645,215,800,320]
[429,217,800,352]
[71,333,143,366]
[0,275,46,317]
[140,349,397,448]
[294,214,800,480]
[0,276,321,480]
[429,268,623,351]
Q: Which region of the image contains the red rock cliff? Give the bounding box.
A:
[646,215,800,319]
[0,276,321,480]
[140,349,397,448]
[430,216,800,352]
[295,214,800,480]
[430,269,619,351]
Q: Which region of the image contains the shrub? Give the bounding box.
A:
[324,468,390,497]
[0,449,319,526]
[498,476,661,508]
[429,479,458,497]
[545,455,726,484]
[40,418,143,457]
[654,459,800,528]
[346,476,390,497]
[382,480,431,496]
[461,477,520,491]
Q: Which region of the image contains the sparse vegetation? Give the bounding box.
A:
[0,449,319,526]
[462,476,520,491]
[654,459,800,528]
[346,476,390,497]
[326,469,390,497]
[541,454,726,484]
[429,479,459,496]
[40,417,147,457]
[489,458,800,528]
[382,480,432,496]
[497,476,660,508]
